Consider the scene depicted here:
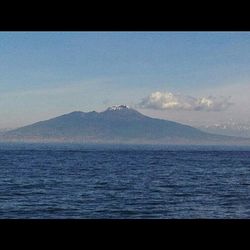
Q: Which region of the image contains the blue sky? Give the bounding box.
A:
[0,32,250,128]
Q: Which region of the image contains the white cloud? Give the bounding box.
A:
[138,91,233,112]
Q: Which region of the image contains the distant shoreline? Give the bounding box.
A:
[1,142,250,151]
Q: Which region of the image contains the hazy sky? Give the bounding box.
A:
[0,32,250,129]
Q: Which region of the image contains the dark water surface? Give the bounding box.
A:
[0,143,250,218]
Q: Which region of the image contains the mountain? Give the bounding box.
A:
[1,105,250,144]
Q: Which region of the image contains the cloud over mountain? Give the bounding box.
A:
[138,91,233,112]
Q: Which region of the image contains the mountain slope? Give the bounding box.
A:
[2,105,250,144]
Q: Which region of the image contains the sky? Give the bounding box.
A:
[0,32,250,129]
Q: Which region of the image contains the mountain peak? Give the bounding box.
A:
[4,105,250,145]
[106,105,130,111]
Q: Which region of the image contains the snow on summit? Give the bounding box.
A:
[107,105,130,111]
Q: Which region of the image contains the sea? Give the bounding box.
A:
[0,143,249,219]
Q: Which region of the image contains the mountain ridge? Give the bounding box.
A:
[1,105,250,145]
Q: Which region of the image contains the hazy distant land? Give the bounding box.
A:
[1,105,250,145]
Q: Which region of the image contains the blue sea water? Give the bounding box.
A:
[0,143,250,219]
